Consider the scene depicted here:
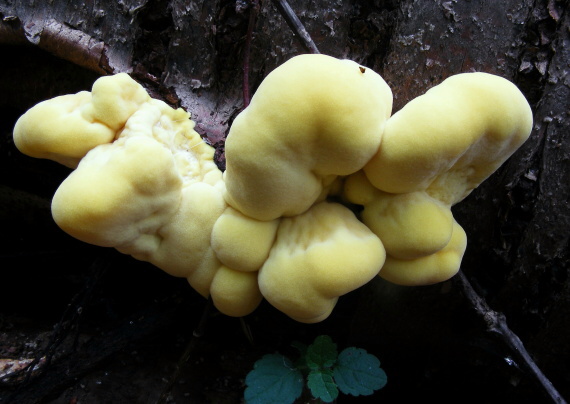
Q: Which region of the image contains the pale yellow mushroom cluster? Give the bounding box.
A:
[12,54,533,323]
[345,72,533,285]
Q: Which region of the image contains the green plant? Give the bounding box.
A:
[244,335,387,403]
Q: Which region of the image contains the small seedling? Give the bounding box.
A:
[244,335,387,403]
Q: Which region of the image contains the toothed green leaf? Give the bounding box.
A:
[244,354,304,404]
[307,369,339,403]
[306,335,338,370]
[333,347,387,396]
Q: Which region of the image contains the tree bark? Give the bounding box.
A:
[0,0,568,403]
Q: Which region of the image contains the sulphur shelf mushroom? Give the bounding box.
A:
[13,73,237,311]
[223,53,393,221]
[214,54,393,321]
[12,57,532,322]
[258,202,386,323]
[345,72,533,285]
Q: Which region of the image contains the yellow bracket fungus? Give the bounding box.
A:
[210,265,263,318]
[379,221,467,286]
[258,202,385,323]
[223,54,393,221]
[363,72,533,201]
[13,73,231,309]
[12,56,533,322]
[345,72,533,285]
[13,73,151,168]
[211,207,280,273]
[344,171,454,261]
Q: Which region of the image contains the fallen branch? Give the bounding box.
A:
[0,16,130,74]
[454,271,567,404]
[270,0,320,54]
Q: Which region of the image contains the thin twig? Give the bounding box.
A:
[270,0,320,54]
[454,271,567,404]
[155,296,215,404]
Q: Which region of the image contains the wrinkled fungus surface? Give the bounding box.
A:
[12,55,532,322]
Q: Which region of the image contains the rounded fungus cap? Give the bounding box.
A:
[38,75,227,291]
[13,63,535,320]
[13,73,150,168]
[363,190,453,260]
[211,207,280,272]
[51,135,183,251]
[224,54,393,221]
[84,72,151,131]
[378,221,467,286]
[258,202,386,323]
[344,171,453,260]
[364,72,533,205]
[210,266,263,317]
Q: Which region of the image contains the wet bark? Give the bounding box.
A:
[0,0,568,403]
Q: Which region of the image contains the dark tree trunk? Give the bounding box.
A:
[0,1,568,403]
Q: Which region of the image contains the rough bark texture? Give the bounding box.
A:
[0,0,568,403]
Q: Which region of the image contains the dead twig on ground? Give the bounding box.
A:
[454,271,567,404]
[270,0,320,54]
